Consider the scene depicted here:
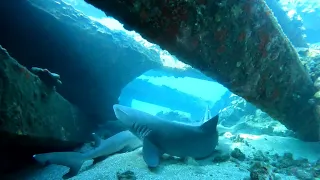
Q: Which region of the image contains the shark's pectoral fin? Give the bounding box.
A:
[143,138,161,168]
[92,156,108,165]
[62,160,84,179]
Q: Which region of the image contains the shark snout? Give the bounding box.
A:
[113,104,132,126]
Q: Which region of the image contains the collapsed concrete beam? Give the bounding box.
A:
[265,0,308,48]
[0,46,93,172]
[85,0,320,141]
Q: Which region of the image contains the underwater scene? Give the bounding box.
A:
[0,0,320,179]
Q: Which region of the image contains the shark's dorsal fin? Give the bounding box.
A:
[200,114,219,132]
[92,133,101,147]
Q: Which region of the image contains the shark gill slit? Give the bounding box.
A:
[140,125,148,137]
[132,122,137,132]
[137,124,143,135]
[137,125,145,137]
[132,122,141,138]
[132,122,149,138]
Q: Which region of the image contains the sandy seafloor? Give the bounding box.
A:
[4,134,320,180]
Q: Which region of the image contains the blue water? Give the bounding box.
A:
[130,75,227,116]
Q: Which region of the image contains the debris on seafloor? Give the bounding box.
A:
[231,148,246,161]
[248,161,278,180]
[117,170,137,180]
[212,152,231,163]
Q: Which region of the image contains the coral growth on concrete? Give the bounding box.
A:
[0,45,92,173]
[85,0,319,141]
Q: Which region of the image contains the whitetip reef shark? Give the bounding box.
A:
[33,130,141,179]
[113,104,220,168]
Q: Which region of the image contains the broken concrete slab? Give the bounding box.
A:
[85,0,320,141]
[0,45,93,173]
[226,134,320,163]
[0,0,163,124]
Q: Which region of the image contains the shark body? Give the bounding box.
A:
[33,130,141,179]
[113,104,219,167]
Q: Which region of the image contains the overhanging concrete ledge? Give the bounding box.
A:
[85,0,320,141]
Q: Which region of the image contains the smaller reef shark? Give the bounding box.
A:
[113,104,220,168]
[33,130,141,179]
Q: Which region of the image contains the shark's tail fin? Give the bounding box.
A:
[33,152,85,179]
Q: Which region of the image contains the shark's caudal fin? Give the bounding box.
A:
[33,152,85,179]
[200,114,219,132]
